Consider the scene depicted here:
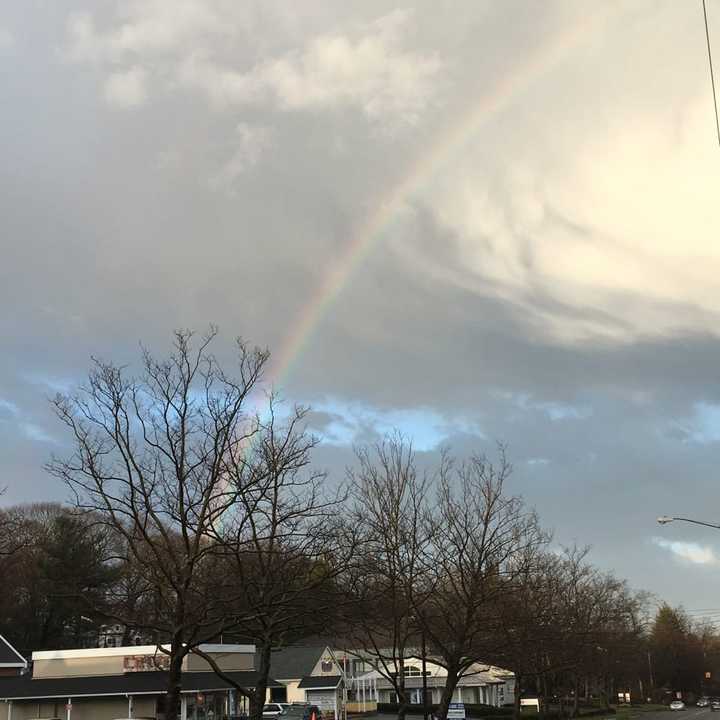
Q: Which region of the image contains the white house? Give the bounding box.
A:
[352,655,515,708]
[265,646,515,715]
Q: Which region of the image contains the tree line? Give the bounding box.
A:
[0,330,711,720]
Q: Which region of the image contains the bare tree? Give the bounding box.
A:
[47,328,270,720]
[419,449,547,720]
[0,489,26,561]
[491,549,566,719]
[192,398,355,720]
[341,436,432,720]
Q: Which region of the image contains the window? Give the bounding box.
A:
[404,665,421,677]
[321,660,333,673]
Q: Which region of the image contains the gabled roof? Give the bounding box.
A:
[0,635,26,668]
[298,675,342,690]
[0,670,281,700]
[263,646,327,681]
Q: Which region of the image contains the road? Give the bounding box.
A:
[623,709,713,720]
[352,709,708,720]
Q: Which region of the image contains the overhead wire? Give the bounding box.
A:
[702,0,720,146]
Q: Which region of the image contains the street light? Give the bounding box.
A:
[656,516,720,530]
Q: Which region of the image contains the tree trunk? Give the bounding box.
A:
[249,642,273,720]
[436,669,461,720]
[513,674,523,720]
[397,678,410,720]
[599,675,609,711]
[572,676,579,718]
[164,647,185,720]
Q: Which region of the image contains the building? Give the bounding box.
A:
[265,645,514,714]
[0,637,25,678]
[265,645,344,717]
[0,641,277,720]
[97,624,147,649]
[353,655,515,707]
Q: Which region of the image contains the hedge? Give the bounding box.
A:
[375,704,615,719]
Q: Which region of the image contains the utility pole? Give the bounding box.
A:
[647,651,655,694]
[421,629,429,720]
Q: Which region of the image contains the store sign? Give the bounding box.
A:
[123,654,170,672]
[448,703,466,719]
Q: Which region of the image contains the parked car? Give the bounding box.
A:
[670,700,685,711]
[698,698,710,708]
[263,704,291,717]
[711,698,720,711]
[283,703,323,720]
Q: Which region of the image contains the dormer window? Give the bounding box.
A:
[321,660,333,673]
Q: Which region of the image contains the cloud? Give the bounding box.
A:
[653,537,718,566]
[209,123,273,191]
[0,398,56,444]
[182,9,441,124]
[7,0,720,607]
[309,398,484,451]
[382,4,720,346]
[20,423,57,445]
[65,3,229,62]
[0,27,14,52]
[496,392,593,422]
[0,398,19,417]
[20,373,75,395]
[103,66,147,108]
[677,402,720,445]
[66,5,441,126]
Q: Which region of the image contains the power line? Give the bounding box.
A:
[702,0,720,146]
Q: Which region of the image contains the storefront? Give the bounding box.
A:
[0,643,277,720]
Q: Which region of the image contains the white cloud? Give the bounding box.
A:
[0,398,56,443]
[67,5,441,125]
[670,402,720,445]
[66,2,230,63]
[209,123,273,190]
[21,423,57,445]
[0,398,19,417]
[653,537,718,566]
[103,66,147,108]
[385,4,720,346]
[497,391,592,422]
[311,397,484,451]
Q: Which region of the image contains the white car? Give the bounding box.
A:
[670,700,685,711]
[263,703,290,717]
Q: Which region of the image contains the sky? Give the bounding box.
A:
[2,0,720,613]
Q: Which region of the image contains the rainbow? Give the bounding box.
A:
[268,6,610,389]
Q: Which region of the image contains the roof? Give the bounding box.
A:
[33,643,254,661]
[264,646,327,681]
[0,635,26,668]
[0,671,281,701]
[298,675,342,690]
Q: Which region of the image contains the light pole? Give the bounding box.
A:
[657,516,720,530]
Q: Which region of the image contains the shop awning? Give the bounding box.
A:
[298,675,342,690]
